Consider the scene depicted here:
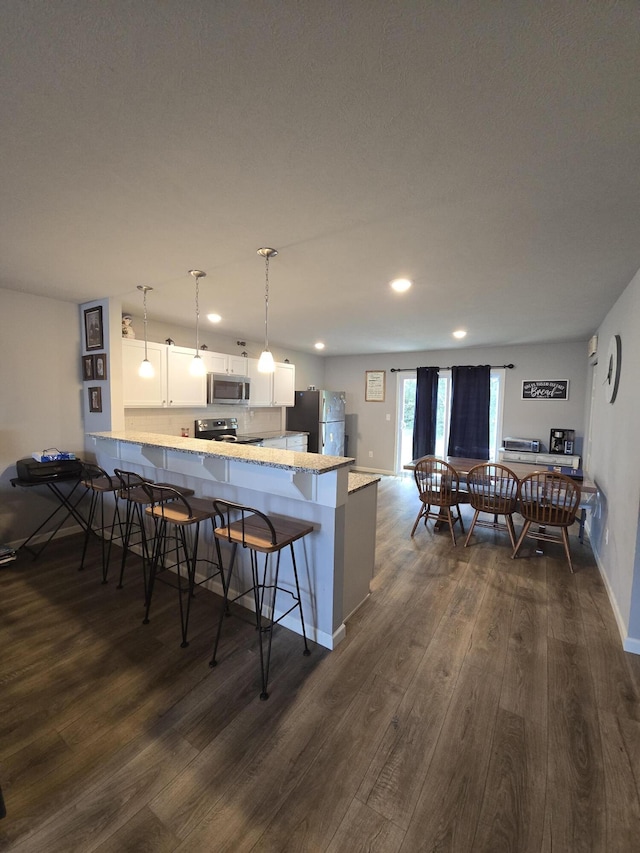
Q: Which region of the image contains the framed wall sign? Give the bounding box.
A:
[84,306,104,350]
[522,379,569,400]
[93,352,108,380]
[82,355,94,380]
[88,386,102,413]
[365,370,386,402]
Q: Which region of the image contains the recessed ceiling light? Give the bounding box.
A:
[207,313,221,323]
[453,329,467,339]
[390,278,412,293]
[314,342,325,350]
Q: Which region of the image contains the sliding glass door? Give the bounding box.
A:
[396,369,504,473]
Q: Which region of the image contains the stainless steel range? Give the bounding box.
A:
[194,417,263,445]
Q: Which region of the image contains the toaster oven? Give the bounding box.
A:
[502,437,541,453]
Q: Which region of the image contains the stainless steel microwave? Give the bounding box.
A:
[207,373,250,405]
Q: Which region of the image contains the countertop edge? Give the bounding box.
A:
[87,431,354,474]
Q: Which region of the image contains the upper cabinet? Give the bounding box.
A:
[201,351,251,376]
[122,339,167,407]
[248,359,295,407]
[166,345,207,407]
[123,340,293,408]
[122,340,206,408]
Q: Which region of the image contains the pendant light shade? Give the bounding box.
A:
[257,247,277,373]
[189,269,207,376]
[137,285,154,378]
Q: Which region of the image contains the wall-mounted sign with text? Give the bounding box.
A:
[522,379,569,400]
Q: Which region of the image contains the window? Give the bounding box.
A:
[396,369,505,473]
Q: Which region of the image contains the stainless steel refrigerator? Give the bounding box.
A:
[286,390,346,455]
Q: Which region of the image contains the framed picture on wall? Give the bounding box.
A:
[88,386,102,413]
[93,352,107,380]
[82,355,94,380]
[84,306,103,351]
[365,370,386,402]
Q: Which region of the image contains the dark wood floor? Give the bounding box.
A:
[2,475,640,852]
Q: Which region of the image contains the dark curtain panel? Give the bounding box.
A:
[447,365,491,459]
[412,367,439,460]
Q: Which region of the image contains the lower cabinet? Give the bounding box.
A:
[286,435,308,451]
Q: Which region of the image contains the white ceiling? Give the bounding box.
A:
[2,1,639,356]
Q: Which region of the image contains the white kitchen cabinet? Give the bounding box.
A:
[122,339,167,407]
[247,359,296,407]
[202,350,228,375]
[166,346,207,406]
[228,355,251,375]
[261,437,288,449]
[286,434,308,451]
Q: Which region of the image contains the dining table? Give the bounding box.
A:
[404,456,597,544]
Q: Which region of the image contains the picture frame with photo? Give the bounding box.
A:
[88,386,102,413]
[93,352,108,380]
[82,355,94,381]
[84,306,104,351]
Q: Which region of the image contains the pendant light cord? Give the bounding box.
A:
[142,288,149,360]
[194,274,201,353]
[263,252,270,351]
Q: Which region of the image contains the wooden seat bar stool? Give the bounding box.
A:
[411,456,469,545]
[512,471,581,573]
[113,469,194,597]
[143,484,227,648]
[464,462,519,548]
[78,462,123,583]
[209,500,313,700]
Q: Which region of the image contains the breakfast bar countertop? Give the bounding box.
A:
[88,430,354,474]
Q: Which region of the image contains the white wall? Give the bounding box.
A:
[587,269,640,651]
[324,341,588,473]
[0,289,85,544]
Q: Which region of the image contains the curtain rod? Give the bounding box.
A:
[390,363,514,372]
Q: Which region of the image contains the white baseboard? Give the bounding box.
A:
[593,544,639,655]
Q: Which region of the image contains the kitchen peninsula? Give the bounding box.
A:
[87,431,379,649]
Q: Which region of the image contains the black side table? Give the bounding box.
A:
[10,473,90,559]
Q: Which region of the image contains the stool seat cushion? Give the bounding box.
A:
[215,513,314,553]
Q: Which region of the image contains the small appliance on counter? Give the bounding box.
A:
[549,428,575,455]
[502,437,541,453]
[194,417,263,445]
[286,390,346,455]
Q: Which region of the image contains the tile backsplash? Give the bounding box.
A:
[124,406,284,438]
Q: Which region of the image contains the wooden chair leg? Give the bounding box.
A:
[561,527,575,573]
[464,509,480,547]
[411,504,425,537]
[511,520,531,559]
[505,514,517,550]
[446,508,457,545]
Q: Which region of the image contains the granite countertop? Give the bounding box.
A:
[88,431,353,474]
[348,472,381,494]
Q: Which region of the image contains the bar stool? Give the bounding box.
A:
[113,468,194,598]
[209,500,313,700]
[143,484,226,647]
[78,462,123,583]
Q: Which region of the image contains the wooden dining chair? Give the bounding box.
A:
[464,462,519,548]
[411,456,468,545]
[512,471,581,572]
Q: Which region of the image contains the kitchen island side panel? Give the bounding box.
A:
[89,434,358,648]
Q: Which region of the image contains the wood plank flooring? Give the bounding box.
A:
[1,475,640,851]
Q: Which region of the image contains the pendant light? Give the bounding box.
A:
[257,247,277,373]
[137,285,155,378]
[188,269,207,376]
